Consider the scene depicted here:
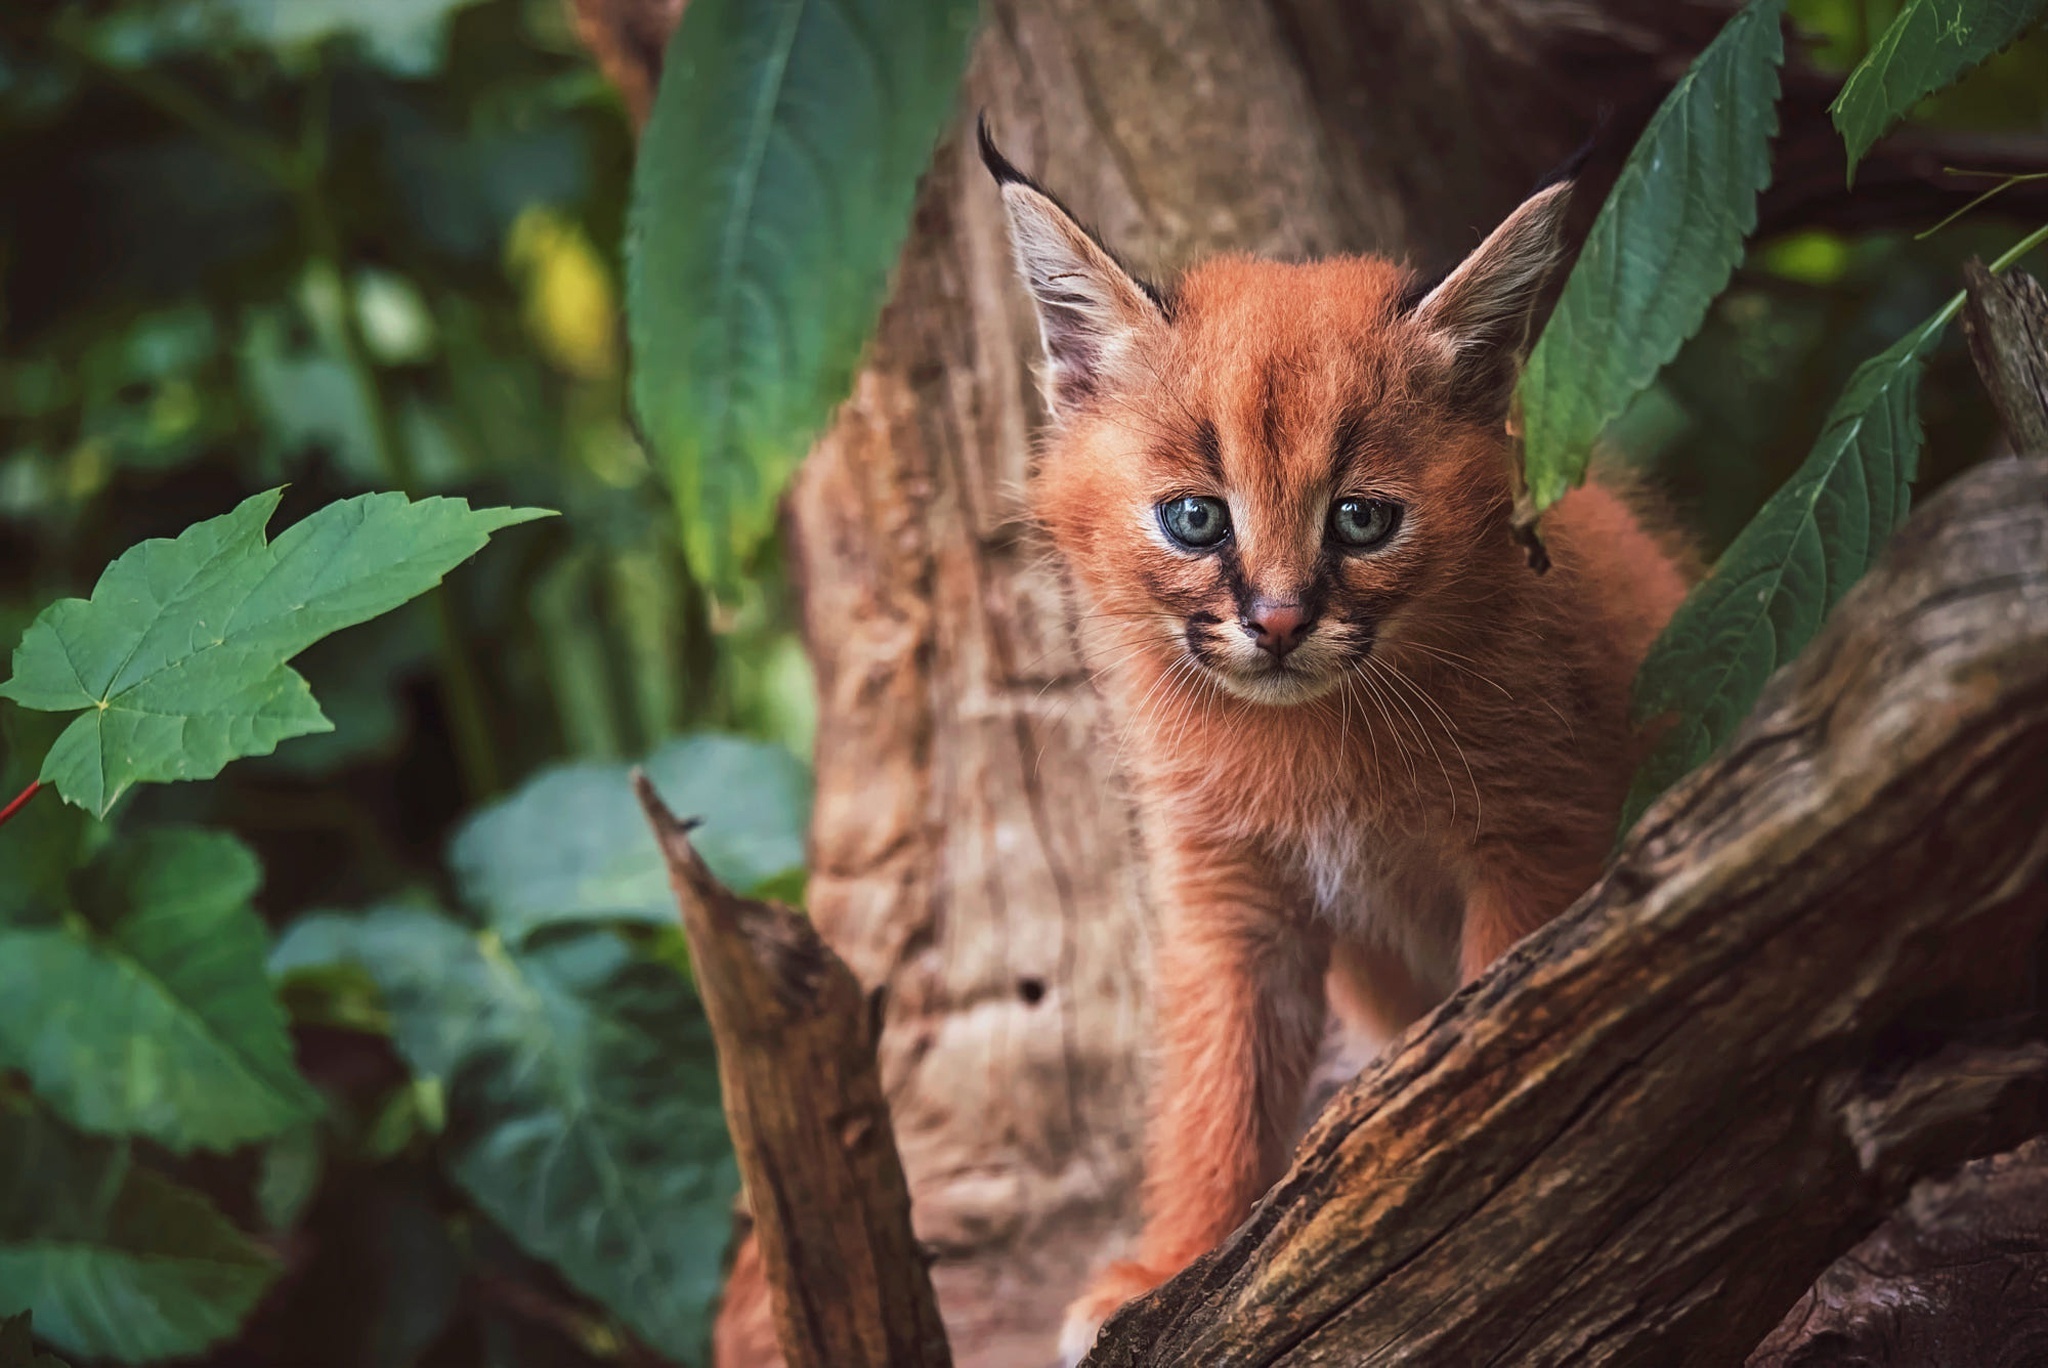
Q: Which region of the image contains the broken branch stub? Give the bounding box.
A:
[1962,260,2048,456]
[1083,455,2048,1367]
[632,773,950,1368]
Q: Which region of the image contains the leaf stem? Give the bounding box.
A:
[292,166,500,800]
[1916,172,2048,242]
[0,780,41,829]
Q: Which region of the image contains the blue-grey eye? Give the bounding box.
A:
[1159,496,1231,550]
[1330,498,1402,549]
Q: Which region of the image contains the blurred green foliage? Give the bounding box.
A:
[1,2,815,1364]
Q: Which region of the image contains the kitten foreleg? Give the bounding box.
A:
[1061,866,1327,1361]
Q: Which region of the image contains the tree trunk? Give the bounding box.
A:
[765,3,1730,1362]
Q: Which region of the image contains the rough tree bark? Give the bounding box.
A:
[763,5,1734,1361]
[1082,453,2048,1367]
[570,2,2048,1363]
[1748,1138,2048,1367]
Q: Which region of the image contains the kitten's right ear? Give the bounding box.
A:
[979,117,1165,419]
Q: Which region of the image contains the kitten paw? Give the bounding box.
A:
[1059,1261,1167,1366]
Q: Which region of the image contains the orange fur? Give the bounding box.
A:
[984,134,1692,1359]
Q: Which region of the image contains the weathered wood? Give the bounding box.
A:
[632,775,950,1368]
[1083,456,2048,1367]
[1963,261,2048,456]
[1749,1135,2048,1367]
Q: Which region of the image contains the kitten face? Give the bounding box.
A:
[982,122,1568,709]
[1042,257,1499,707]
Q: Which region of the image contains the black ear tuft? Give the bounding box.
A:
[1534,128,1595,196]
[981,120,1168,420]
[977,114,1032,190]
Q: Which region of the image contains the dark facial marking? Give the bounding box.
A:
[1136,560,1212,617]
[1337,589,1400,660]
[1194,419,1223,486]
[1215,542,1255,623]
[1259,358,1285,459]
[1331,406,1369,473]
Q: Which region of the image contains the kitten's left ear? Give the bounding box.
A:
[979,118,1166,420]
[1408,181,1571,412]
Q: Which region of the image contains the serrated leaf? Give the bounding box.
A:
[627,0,979,587]
[0,489,552,816]
[1519,0,1785,509]
[1832,0,2048,181]
[449,733,810,942]
[0,1101,279,1363]
[293,907,737,1360]
[0,828,321,1152]
[1622,315,1941,830]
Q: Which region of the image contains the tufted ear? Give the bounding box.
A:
[979,118,1166,420]
[1409,180,1572,414]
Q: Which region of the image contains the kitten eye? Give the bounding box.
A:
[1329,498,1403,550]
[1158,496,1232,550]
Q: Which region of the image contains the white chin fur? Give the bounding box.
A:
[1208,661,1340,705]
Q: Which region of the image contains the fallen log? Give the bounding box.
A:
[1748,1135,2048,1367]
[1082,452,2048,1366]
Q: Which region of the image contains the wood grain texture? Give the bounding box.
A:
[1963,262,2048,456]
[1749,1136,2048,1367]
[633,775,949,1368]
[1082,455,2048,1367]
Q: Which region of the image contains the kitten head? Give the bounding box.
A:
[983,121,1569,706]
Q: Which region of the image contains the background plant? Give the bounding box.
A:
[3,1,2047,1366]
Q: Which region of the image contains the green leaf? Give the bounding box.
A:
[298,907,737,1360]
[1832,0,2048,180]
[1622,315,1940,830]
[449,733,810,942]
[255,1123,323,1232]
[0,828,321,1152]
[0,1101,280,1363]
[628,0,980,587]
[1519,0,1785,509]
[0,489,552,816]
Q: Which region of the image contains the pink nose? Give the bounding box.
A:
[1244,599,1312,659]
